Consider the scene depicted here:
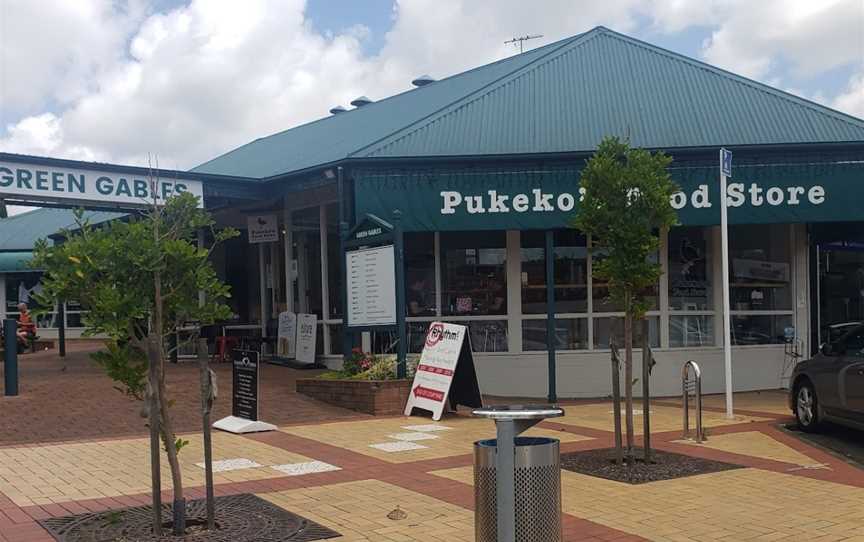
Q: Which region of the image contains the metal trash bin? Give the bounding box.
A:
[473,405,564,542]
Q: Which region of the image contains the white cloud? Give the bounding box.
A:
[833,71,864,119]
[0,0,861,173]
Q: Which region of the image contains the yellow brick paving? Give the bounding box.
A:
[698,390,791,416]
[551,403,767,434]
[432,466,864,541]
[0,432,314,506]
[677,430,824,468]
[260,480,475,541]
[280,415,591,463]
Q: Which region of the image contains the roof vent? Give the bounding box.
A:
[329,105,348,115]
[411,74,435,87]
[350,95,373,107]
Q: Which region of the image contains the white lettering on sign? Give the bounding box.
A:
[0,162,203,208]
[440,182,827,215]
[356,227,383,239]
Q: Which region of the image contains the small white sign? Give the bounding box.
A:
[404,322,469,421]
[296,313,317,365]
[346,245,397,327]
[277,311,297,358]
[248,214,279,243]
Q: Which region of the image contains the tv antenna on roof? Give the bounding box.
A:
[504,34,543,53]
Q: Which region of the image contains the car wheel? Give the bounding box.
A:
[795,381,820,432]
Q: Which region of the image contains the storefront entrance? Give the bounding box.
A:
[818,240,864,345]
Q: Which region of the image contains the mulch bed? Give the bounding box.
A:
[560,447,744,484]
[38,493,340,541]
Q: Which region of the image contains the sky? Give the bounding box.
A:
[0,0,862,183]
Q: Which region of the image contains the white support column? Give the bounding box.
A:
[258,244,268,340]
[719,163,734,418]
[284,206,294,314]
[319,204,330,356]
[506,230,522,353]
[434,232,442,317]
[659,227,670,349]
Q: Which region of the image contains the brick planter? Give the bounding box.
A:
[296,378,411,416]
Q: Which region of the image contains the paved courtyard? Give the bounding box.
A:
[1,346,863,541]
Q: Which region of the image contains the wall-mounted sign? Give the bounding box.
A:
[231,349,260,421]
[276,311,297,358]
[296,313,317,365]
[346,245,397,326]
[0,160,203,208]
[733,258,790,283]
[247,214,279,243]
[404,322,482,421]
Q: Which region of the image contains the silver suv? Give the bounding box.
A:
[789,323,864,432]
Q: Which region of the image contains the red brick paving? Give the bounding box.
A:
[0,342,366,446]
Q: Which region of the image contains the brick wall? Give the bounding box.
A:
[296,378,411,415]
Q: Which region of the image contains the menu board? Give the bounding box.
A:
[404,322,482,421]
[296,313,317,365]
[346,245,397,327]
[232,349,259,421]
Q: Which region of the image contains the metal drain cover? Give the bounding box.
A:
[39,493,341,541]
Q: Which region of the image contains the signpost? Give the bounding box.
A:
[342,213,407,377]
[404,322,482,420]
[247,215,279,244]
[212,349,276,434]
[720,147,734,419]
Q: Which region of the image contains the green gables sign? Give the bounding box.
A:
[354,162,864,231]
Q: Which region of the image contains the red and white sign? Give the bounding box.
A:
[404,322,470,420]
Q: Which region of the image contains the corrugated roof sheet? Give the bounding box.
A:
[0,208,124,252]
[192,27,864,178]
[191,36,577,179]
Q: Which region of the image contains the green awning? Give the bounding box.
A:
[355,161,864,231]
[0,252,35,273]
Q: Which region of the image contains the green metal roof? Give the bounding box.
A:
[0,208,124,252]
[193,26,864,179]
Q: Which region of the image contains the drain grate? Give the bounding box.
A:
[39,493,341,541]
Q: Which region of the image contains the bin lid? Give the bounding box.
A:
[472,404,564,421]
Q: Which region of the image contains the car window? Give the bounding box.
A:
[839,326,864,356]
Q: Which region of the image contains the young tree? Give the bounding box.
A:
[31,191,237,535]
[573,136,678,461]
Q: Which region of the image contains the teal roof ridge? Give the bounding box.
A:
[190,32,585,177]
[360,26,864,158]
[597,27,864,130]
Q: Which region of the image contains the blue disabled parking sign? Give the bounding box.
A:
[720,148,733,177]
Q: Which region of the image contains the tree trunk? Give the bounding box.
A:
[198,338,216,530]
[146,337,162,536]
[642,318,651,462]
[610,340,623,465]
[624,292,634,459]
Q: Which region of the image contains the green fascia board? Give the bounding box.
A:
[361,27,864,159]
[0,251,35,273]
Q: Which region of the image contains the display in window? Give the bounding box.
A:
[441,232,507,316]
[669,227,712,310]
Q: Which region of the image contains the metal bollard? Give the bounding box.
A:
[4,319,19,396]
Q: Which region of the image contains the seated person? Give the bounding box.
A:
[407,276,434,316]
[16,303,37,346]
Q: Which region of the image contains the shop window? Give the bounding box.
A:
[669,315,715,347]
[593,316,660,349]
[729,224,792,311]
[591,246,659,312]
[522,318,588,351]
[405,232,436,317]
[466,320,508,352]
[521,230,587,314]
[441,231,507,316]
[292,207,323,319]
[669,227,713,310]
[731,314,794,345]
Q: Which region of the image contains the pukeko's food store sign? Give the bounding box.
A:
[0,160,204,208]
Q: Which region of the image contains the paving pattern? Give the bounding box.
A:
[1,347,862,542]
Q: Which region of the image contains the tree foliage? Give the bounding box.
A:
[573,137,678,316]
